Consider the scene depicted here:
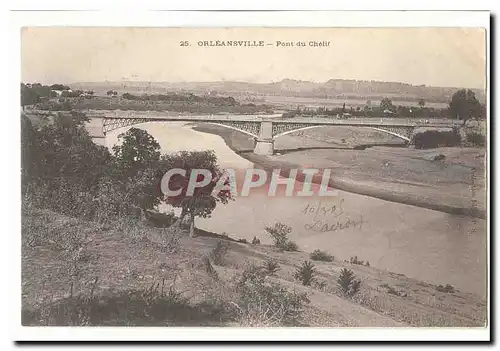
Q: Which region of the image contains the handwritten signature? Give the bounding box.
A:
[304,215,364,233]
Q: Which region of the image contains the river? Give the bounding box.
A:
[105,122,487,298]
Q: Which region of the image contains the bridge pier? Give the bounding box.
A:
[254,139,274,155]
[253,121,274,155]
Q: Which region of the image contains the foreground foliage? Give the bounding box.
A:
[231,265,310,326]
[294,261,316,286]
[337,268,361,298]
[265,222,298,252]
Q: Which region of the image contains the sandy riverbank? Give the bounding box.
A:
[191,123,486,219]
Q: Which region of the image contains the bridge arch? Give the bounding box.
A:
[201,122,259,139]
[273,124,411,142]
[367,127,411,142]
[102,118,260,140]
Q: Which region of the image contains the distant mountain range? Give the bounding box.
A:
[71,79,486,104]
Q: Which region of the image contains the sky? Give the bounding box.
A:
[21,27,486,89]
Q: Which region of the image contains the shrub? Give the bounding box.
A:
[265,223,297,251]
[310,249,334,262]
[293,261,316,286]
[349,256,365,266]
[210,240,229,266]
[436,284,455,293]
[231,265,310,326]
[466,132,486,147]
[251,236,261,245]
[238,238,248,244]
[413,129,461,149]
[265,222,291,248]
[262,259,280,275]
[282,240,299,252]
[337,268,361,297]
[387,286,399,296]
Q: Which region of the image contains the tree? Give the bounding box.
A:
[111,128,164,217]
[112,127,161,176]
[418,98,426,108]
[380,97,395,112]
[21,83,40,109]
[449,89,483,123]
[21,115,37,191]
[266,222,292,249]
[162,150,233,237]
[50,84,71,91]
[22,110,113,218]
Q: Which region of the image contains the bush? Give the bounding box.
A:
[232,265,310,326]
[210,240,229,266]
[282,240,299,252]
[387,286,399,296]
[238,238,248,244]
[413,129,461,149]
[310,249,334,262]
[337,268,361,297]
[436,284,455,293]
[265,223,297,251]
[349,256,366,266]
[262,259,280,275]
[251,236,261,245]
[293,261,316,286]
[466,132,486,147]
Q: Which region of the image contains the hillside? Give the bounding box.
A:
[71,79,486,104]
[22,208,487,327]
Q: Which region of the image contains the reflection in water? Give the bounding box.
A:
[106,122,486,298]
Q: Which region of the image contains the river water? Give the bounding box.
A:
[105,122,487,298]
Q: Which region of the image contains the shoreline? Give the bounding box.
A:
[191,123,486,220]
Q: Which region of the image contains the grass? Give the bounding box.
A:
[22,281,228,326]
[231,264,310,327]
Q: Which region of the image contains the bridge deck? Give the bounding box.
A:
[98,115,459,129]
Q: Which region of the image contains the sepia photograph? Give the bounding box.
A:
[14,10,490,342]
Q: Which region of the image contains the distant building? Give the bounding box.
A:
[51,89,73,97]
